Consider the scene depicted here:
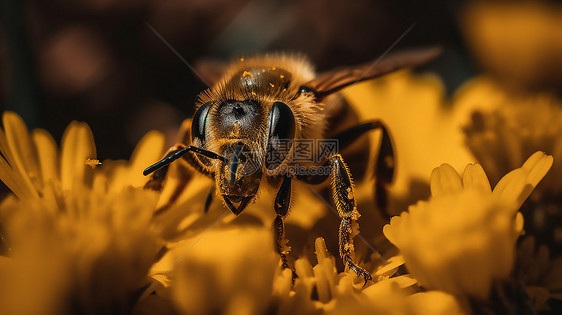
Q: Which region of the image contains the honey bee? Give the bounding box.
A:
[144,48,441,283]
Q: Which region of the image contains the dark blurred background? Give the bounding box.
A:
[0,0,476,159]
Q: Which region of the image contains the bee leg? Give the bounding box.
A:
[372,122,394,217]
[329,154,372,285]
[333,120,395,217]
[273,175,297,281]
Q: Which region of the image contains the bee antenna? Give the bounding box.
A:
[143,146,227,176]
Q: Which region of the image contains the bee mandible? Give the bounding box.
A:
[143,48,441,283]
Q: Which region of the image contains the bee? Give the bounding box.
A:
[143,48,441,283]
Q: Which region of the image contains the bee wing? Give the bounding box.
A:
[302,46,442,99]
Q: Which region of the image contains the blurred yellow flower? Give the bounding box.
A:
[0,112,166,315]
[0,111,165,197]
[458,78,562,253]
[161,228,466,315]
[168,227,277,315]
[384,152,552,300]
[461,1,562,90]
[346,70,477,215]
[461,90,562,194]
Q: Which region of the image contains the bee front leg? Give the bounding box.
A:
[329,154,372,285]
[273,175,297,279]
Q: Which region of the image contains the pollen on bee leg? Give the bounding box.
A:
[279,238,291,256]
[346,187,354,200]
[350,210,360,220]
[344,242,355,252]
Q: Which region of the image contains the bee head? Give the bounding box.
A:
[191,97,296,215]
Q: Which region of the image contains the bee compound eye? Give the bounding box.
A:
[191,102,212,144]
[266,102,295,170]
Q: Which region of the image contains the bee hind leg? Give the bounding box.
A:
[273,174,297,282]
[329,154,372,285]
[333,120,395,217]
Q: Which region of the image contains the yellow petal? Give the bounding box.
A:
[295,257,315,279]
[0,153,29,199]
[312,237,337,303]
[494,151,553,208]
[389,275,417,289]
[60,121,96,191]
[522,151,553,189]
[382,216,403,246]
[32,129,60,186]
[1,112,40,197]
[127,130,165,188]
[493,168,523,199]
[0,127,35,198]
[314,237,330,265]
[462,163,492,193]
[430,164,463,196]
[407,291,466,315]
[375,255,405,277]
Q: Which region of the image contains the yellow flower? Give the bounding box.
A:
[310,238,465,315]
[0,112,165,314]
[168,227,278,315]
[157,227,465,315]
[383,152,552,300]
[346,70,477,215]
[460,1,562,90]
[461,89,562,194]
[0,111,165,197]
[458,80,562,252]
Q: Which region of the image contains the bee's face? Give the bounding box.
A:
[191,96,296,214]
